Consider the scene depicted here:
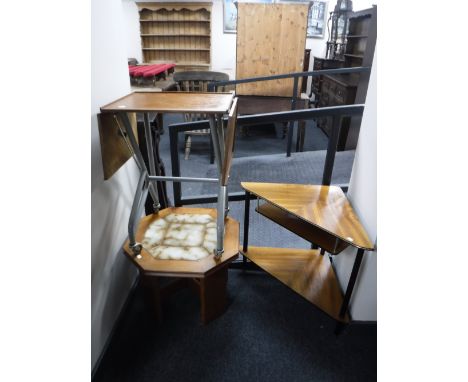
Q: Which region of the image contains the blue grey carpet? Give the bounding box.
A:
[93,270,376,382]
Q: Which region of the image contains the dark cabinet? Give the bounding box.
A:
[313,6,376,151]
[317,74,358,150]
[310,57,343,101]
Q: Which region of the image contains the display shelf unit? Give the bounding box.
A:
[241,182,374,325]
[138,2,212,71]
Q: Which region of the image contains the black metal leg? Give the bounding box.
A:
[243,191,251,253]
[320,248,326,256]
[286,120,295,157]
[322,116,342,186]
[339,248,365,319]
[334,321,346,336]
[209,135,214,164]
[286,77,299,157]
[169,126,182,207]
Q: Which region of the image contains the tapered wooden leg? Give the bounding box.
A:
[142,275,163,323]
[199,265,229,324]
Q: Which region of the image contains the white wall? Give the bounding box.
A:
[333,48,377,321]
[123,0,143,63]
[91,0,140,369]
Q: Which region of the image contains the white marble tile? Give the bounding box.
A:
[142,213,219,261]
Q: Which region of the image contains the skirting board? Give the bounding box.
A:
[91,272,140,380]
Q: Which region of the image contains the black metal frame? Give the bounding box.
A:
[166,67,372,328]
[207,66,370,157]
[169,103,363,206]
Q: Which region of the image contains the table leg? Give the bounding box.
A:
[339,248,365,319]
[142,275,163,323]
[137,114,170,211]
[118,112,159,207]
[243,191,251,253]
[127,169,148,256]
[143,113,160,211]
[153,114,169,208]
[215,185,227,258]
[208,115,225,258]
[209,116,222,174]
[199,265,229,324]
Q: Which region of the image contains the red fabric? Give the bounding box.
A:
[129,63,176,77]
[129,65,143,76]
[133,65,161,77]
[142,63,175,78]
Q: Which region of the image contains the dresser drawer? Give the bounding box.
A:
[321,80,330,92]
[334,85,346,104]
[319,92,330,106]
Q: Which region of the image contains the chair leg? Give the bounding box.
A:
[184,135,191,160]
[282,122,288,139]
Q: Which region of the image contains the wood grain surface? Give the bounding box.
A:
[236,3,309,97]
[97,112,137,180]
[256,202,350,255]
[242,182,374,250]
[123,207,239,277]
[242,246,349,322]
[101,91,235,114]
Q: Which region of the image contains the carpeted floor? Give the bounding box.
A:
[93,270,376,382]
[92,114,376,381]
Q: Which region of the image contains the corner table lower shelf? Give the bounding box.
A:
[242,246,349,323]
[241,182,375,325]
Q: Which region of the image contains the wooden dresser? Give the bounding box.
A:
[310,57,343,102]
[317,73,358,150]
[313,6,376,151]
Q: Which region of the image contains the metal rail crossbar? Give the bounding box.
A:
[169,104,364,206]
[207,66,370,157]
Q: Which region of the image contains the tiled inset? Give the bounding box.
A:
[142,213,218,261]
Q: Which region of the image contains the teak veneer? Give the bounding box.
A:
[256,203,349,255]
[123,207,240,278]
[242,182,374,251]
[100,91,235,114]
[124,207,240,325]
[241,246,349,323]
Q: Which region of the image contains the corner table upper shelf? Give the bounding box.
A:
[241,182,374,253]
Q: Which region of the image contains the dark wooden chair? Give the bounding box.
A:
[173,71,230,160]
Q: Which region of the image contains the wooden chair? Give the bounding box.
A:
[173,71,230,160]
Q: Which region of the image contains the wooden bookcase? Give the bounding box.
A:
[138,2,212,71]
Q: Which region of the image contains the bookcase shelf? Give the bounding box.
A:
[138,2,212,70]
[141,34,211,37]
